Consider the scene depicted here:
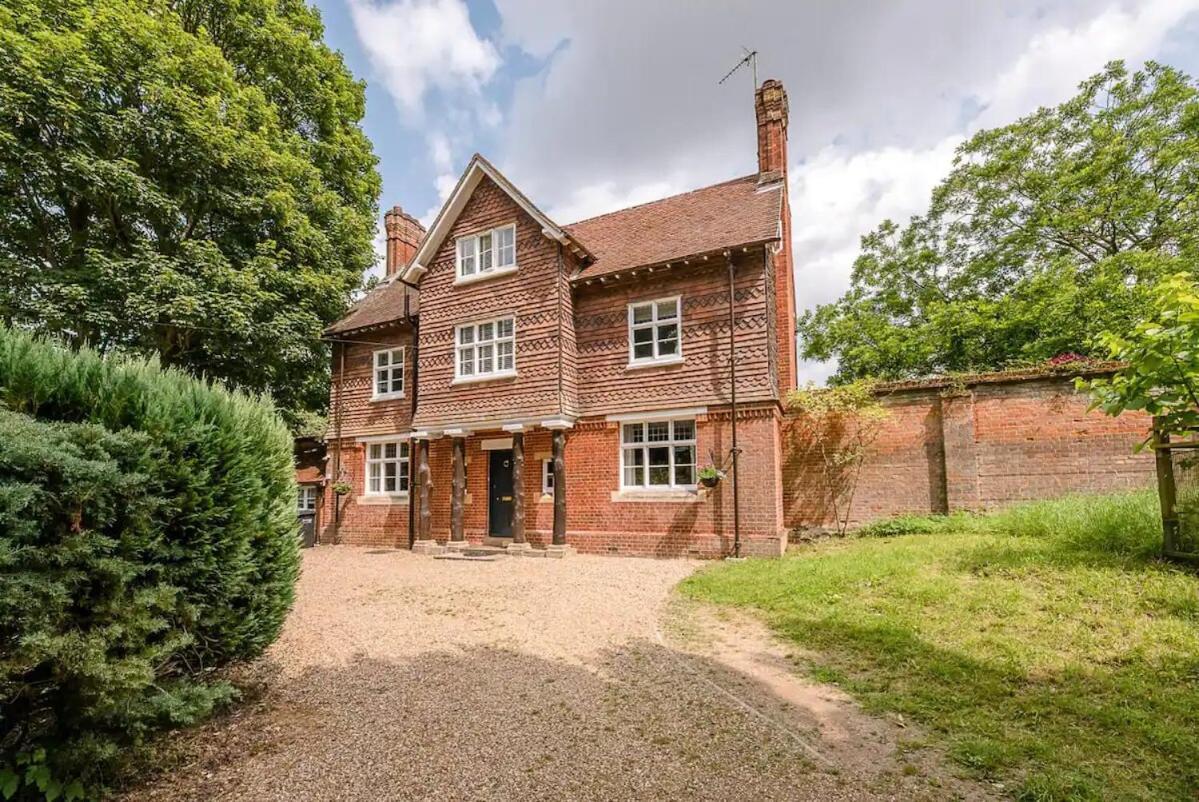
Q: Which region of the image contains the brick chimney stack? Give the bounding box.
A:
[754,79,788,182]
[383,205,425,278]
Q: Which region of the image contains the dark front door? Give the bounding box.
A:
[488,449,515,537]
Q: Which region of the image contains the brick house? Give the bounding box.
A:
[319,79,797,558]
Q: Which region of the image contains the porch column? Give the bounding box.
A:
[511,431,526,544]
[411,437,439,555]
[449,435,467,543]
[550,429,568,549]
[417,440,432,541]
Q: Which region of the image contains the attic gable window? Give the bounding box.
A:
[372,347,405,400]
[456,223,516,281]
[628,296,682,366]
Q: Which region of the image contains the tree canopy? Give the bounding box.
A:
[0,0,380,421]
[1086,272,1199,441]
[800,61,1199,383]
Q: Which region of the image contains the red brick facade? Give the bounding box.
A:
[318,80,798,557]
[781,371,1156,531]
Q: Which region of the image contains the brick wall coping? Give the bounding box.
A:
[871,361,1126,394]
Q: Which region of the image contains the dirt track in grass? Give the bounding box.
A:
[124,547,989,801]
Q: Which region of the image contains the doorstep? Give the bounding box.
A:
[412,540,565,558]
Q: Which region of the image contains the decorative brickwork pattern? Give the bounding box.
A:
[326,325,415,438]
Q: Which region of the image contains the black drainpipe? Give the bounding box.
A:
[332,340,345,545]
[399,278,420,548]
[726,251,741,558]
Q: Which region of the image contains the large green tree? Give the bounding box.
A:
[0,0,380,419]
[801,61,1199,382]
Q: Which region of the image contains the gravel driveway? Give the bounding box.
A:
[127,548,982,801]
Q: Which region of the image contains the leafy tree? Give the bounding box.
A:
[0,0,380,421]
[1085,272,1199,441]
[0,326,299,796]
[801,61,1199,382]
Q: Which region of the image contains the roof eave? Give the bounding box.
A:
[569,237,779,286]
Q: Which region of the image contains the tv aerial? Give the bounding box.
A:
[718,47,758,87]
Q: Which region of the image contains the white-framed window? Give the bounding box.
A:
[372,347,405,399]
[456,223,517,279]
[365,440,410,495]
[620,418,696,489]
[456,317,516,380]
[542,459,554,494]
[628,296,682,364]
[297,485,318,512]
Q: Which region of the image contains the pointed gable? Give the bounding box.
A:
[401,154,592,284]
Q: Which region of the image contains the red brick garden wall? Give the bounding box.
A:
[781,372,1156,531]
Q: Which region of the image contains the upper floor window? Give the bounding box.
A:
[372,347,405,399]
[628,296,681,365]
[366,440,409,495]
[456,317,516,381]
[456,223,516,280]
[620,418,696,489]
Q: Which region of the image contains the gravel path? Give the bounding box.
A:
[126,548,982,801]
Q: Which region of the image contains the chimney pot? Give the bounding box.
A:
[383,205,425,277]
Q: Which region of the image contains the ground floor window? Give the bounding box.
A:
[620,418,696,489]
[297,485,318,512]
[542,458,554,494]
[366,440,410,494]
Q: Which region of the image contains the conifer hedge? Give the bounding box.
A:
[0,327,300,798]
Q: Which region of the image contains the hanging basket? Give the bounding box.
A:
[698,467,724,488]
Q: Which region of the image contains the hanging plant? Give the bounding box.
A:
[332,481,353,496]
[698,465,724,488]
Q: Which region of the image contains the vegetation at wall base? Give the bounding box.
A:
[0,327,299,798]
[683,491,1199,800]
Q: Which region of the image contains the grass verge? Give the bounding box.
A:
[681,491,1199,800]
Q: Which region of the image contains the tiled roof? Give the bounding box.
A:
[323,277,418,335]
[566,174,783,279]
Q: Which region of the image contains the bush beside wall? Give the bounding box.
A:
[0,328,299,796]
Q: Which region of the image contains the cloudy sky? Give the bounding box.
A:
[311,0,1199,382]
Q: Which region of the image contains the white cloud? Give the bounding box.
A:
[791,137,963,310]
[428,133,453,172]
[974,0,1199,129]
[347,0,500,118]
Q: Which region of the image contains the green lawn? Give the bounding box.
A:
[681,492,1199,801]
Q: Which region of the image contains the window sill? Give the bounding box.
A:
[370,392,405,402]
[610,488,702,503]
[357,494,409,506]
[451,371,517,386]
[454,265,518,287]
[626,355,684,371]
